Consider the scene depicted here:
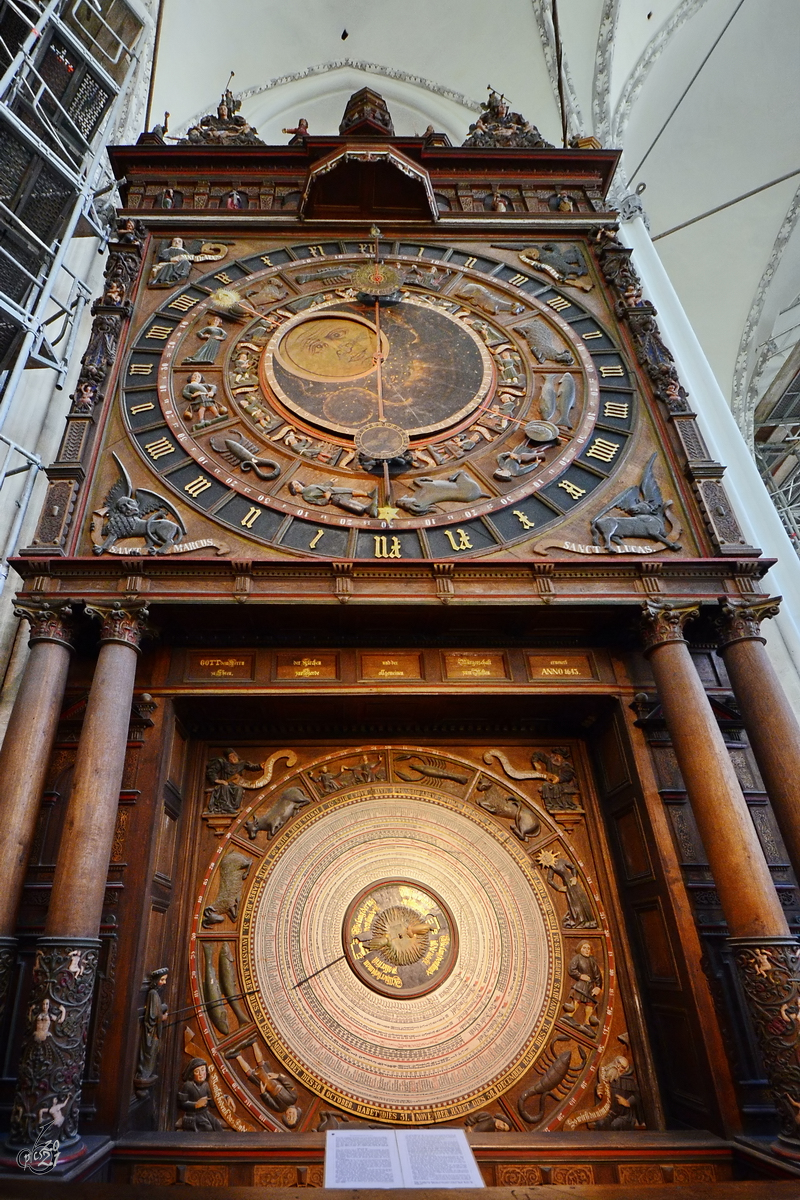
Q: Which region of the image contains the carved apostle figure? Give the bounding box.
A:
[206,749,263,814]
[134,967,169,1097]
[177,1058,222,1131]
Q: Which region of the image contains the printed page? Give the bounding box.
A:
[324,1128,404,1189]
[396,1128,485,1188]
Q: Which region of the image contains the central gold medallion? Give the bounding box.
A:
[343,879,457,998]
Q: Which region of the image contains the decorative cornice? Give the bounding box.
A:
[85,601,151,650]
[13,599,75,649]
[717,595,781,649]
[641,599,700,653]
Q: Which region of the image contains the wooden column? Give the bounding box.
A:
[0,600,73,1027]
[717,596,800,883]
[7,601,149,1156]
[642,600,800,1155]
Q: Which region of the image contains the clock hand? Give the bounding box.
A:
[369,224,392,507]
[291,952,347,989]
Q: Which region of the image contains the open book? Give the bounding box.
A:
[324,1127,485,1189]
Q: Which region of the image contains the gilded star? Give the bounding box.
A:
[377,505,399,522]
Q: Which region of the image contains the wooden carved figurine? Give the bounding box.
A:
[134,967,169,1098]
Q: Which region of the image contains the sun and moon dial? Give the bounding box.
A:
[123,232,636,558]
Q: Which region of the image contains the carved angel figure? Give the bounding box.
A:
[93,454,186,556]
[591,454,681,552]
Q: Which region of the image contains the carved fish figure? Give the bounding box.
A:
[557,373,576,428]
[539,375,558,422]
[203,943,229,1035]
[219,942,248,1025]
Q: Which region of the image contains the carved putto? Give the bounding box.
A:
[462,88,553,150]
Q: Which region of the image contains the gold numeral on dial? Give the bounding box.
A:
[443,528,472,551]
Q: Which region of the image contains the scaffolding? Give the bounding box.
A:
[0,0,150,586]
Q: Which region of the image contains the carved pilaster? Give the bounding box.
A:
[0,937,16,1032]
[85,601,151,650]
[13,599,75,648]
[729,937,800,1153]
[7,938,100,1149]
[22,219,145,559]
[717,596,782,648]
[640,599,699,653]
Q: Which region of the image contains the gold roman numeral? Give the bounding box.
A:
[144,436,175,460]
[443,528,472,551]
[513,510,535,530]
[603,401,629,419]
[167,293,198,312]
[184,475,212,497]
[129,402,155,415]
[508,273,528,286]
[599,364,625,378]
[586,437,620,463]
[129,362,153,376]
[374,535,401,558]
[240,506,260,529]
[547,296,570,312]
[582,329,603,340]
[558,480,586,501]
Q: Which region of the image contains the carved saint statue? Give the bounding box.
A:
[206,749,263,814]
[177,1058,222,1131]
[134,967,169,1098]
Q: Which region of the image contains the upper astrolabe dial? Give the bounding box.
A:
[262,298,494,439]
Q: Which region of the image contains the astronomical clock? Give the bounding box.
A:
[85,231,696,563]
[14,89,768,1182]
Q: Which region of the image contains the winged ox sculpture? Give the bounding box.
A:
[590,454,681,552]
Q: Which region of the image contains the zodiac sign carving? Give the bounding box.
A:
[397,471,489,516]
[244,787,311,840]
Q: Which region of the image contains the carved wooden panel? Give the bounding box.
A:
[178,740,645,1136]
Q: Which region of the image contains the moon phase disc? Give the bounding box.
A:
[343,880,457,998]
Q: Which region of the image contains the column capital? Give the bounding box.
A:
[13,598,75,648]
[641,599,699,654]
[85,600,151,650]
[717,595,782,649]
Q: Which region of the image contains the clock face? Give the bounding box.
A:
[122,240,636,559]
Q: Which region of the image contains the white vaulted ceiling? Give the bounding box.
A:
[147,0,800,442]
